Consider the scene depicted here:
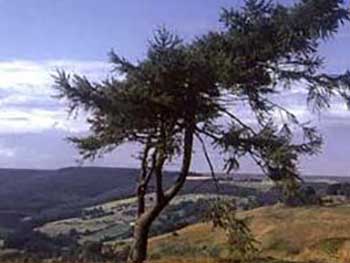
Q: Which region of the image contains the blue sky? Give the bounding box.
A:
[0,0,349,175]
[0,0,242,61]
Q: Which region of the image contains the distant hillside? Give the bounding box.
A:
[0,167,256,232]
[0,167,173,231]
[0,166,349,234]
[0,167,131,231]
[0,167,138,211]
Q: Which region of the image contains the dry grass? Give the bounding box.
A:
[149,259,218,263]
[149,204,350,263]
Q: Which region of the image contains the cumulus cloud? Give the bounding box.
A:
[0,60,111,134]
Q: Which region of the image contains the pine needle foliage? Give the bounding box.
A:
[53,1,350,262]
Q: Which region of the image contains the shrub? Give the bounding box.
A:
[206,199,259,262]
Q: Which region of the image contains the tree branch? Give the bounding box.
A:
[195,131,220,192]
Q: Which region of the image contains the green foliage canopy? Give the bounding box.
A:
[54,0,350,193]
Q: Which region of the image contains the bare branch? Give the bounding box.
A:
[195,131,220,192]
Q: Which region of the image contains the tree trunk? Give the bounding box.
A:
[129,119,195,263]
[129,217,151,263]
[129,203,165,263]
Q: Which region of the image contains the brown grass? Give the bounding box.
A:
[149,204,350,263]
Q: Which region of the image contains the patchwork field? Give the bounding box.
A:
[38,194,243,243]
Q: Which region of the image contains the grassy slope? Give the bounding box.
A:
[148,204,350,263]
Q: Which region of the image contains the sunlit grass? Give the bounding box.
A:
[149,205,350,263]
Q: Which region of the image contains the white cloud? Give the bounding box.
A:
[0,60,110,134]
[0,108,88,134]
[0,59,349,137]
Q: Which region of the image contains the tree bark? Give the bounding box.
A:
[128,121,195,263]
[129,216,151,263]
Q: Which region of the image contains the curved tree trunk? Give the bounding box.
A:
[129,216,151,263]
[128,122,195,263]
[128,203,164,263]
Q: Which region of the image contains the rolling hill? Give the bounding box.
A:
[0,167,261,233]
[0,167,142,232]
[148,205,350,263]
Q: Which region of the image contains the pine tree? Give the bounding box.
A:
[54,1,350,262]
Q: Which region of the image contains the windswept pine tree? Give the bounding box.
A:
[54,0,350,262]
